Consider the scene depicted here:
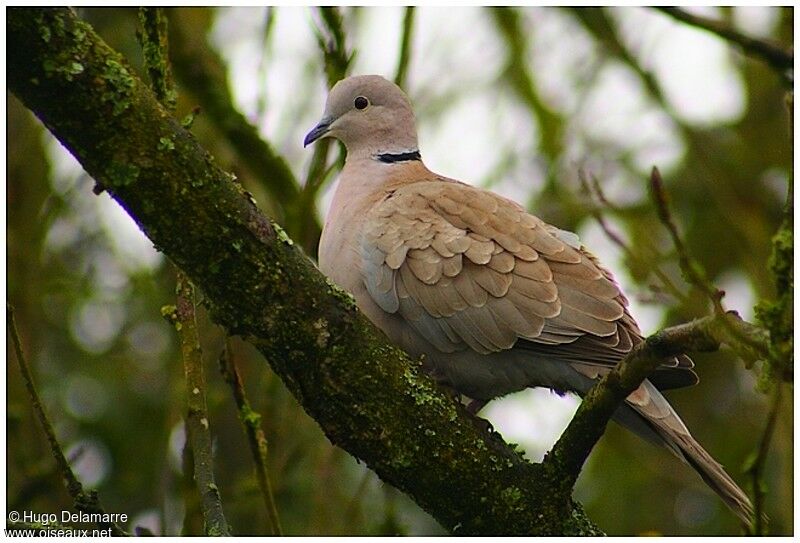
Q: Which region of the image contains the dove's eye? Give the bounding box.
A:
[354,96,369,110]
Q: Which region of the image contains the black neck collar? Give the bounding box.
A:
[375,150,421,164]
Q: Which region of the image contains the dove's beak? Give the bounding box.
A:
[303,119,332,147]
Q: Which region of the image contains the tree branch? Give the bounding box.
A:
[394,7,416,88]
[655,7,793,82]
[544,311,765,490]
[577,168,691,307]
[218,340,283,535]
[8,7,604,534]
[166,275,232,536]
[649,167,771,364]
[744,383,782,535]
[137,7,177,110]
[755,92,794,383]
[7,305,128,536]
[295,7,354,253]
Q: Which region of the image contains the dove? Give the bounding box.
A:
[304,74,753,525]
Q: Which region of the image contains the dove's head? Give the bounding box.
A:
[304,75,419,158]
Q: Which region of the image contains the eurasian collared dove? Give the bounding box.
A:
[304,74,753,524]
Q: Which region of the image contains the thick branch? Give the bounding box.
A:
[8,7,601,535]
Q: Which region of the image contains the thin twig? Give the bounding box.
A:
[656,7,793,81]
[180,434,203,535]
[576,169,634,252]
[169,274,232,536]
[295,6,354,250]
[218,339,282,535]
[491,7,563,162]
[649,167,770,363]
[7,305,128,536]
[255,7,277,125]
[745,384,782,535]
[649,167,723,306]
[394,7,416,88]
[577,169,690,305]
[137,8,176,110]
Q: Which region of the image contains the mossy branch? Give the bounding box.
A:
[8,7,604,535]
[165,275,232,536]
[755,93,794,384]
[137,7,176,109]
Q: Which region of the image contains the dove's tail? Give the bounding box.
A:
[613,379,754,526]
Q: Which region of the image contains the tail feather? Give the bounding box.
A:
[617,379,754,526]
[670,429,754,525]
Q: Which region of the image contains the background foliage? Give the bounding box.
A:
[7,6,792,535]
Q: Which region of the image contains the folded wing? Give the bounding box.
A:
[360,179,696,387]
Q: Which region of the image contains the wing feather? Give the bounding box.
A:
[360,180,695,382]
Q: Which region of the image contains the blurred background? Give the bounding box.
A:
[6,6,793,536]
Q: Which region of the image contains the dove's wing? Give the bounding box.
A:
[360,179,695,386]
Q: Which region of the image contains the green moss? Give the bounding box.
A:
[561,502,605,536]
[325,277,357,309]
[500,486,523,510]
[241,405,262,427]
[181,109,198,129]
[390,453,413,469]
[206,525,225,537]
[107,161,140,187]
[100,58,135,116]
[160,304,183,330]
[755,218,793,386]
[272,221,294,246]
[312,318,331,348]
[71,25,86,43]
[42,58,82,80]
[157,136,175,151]
[68,61,84,76]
